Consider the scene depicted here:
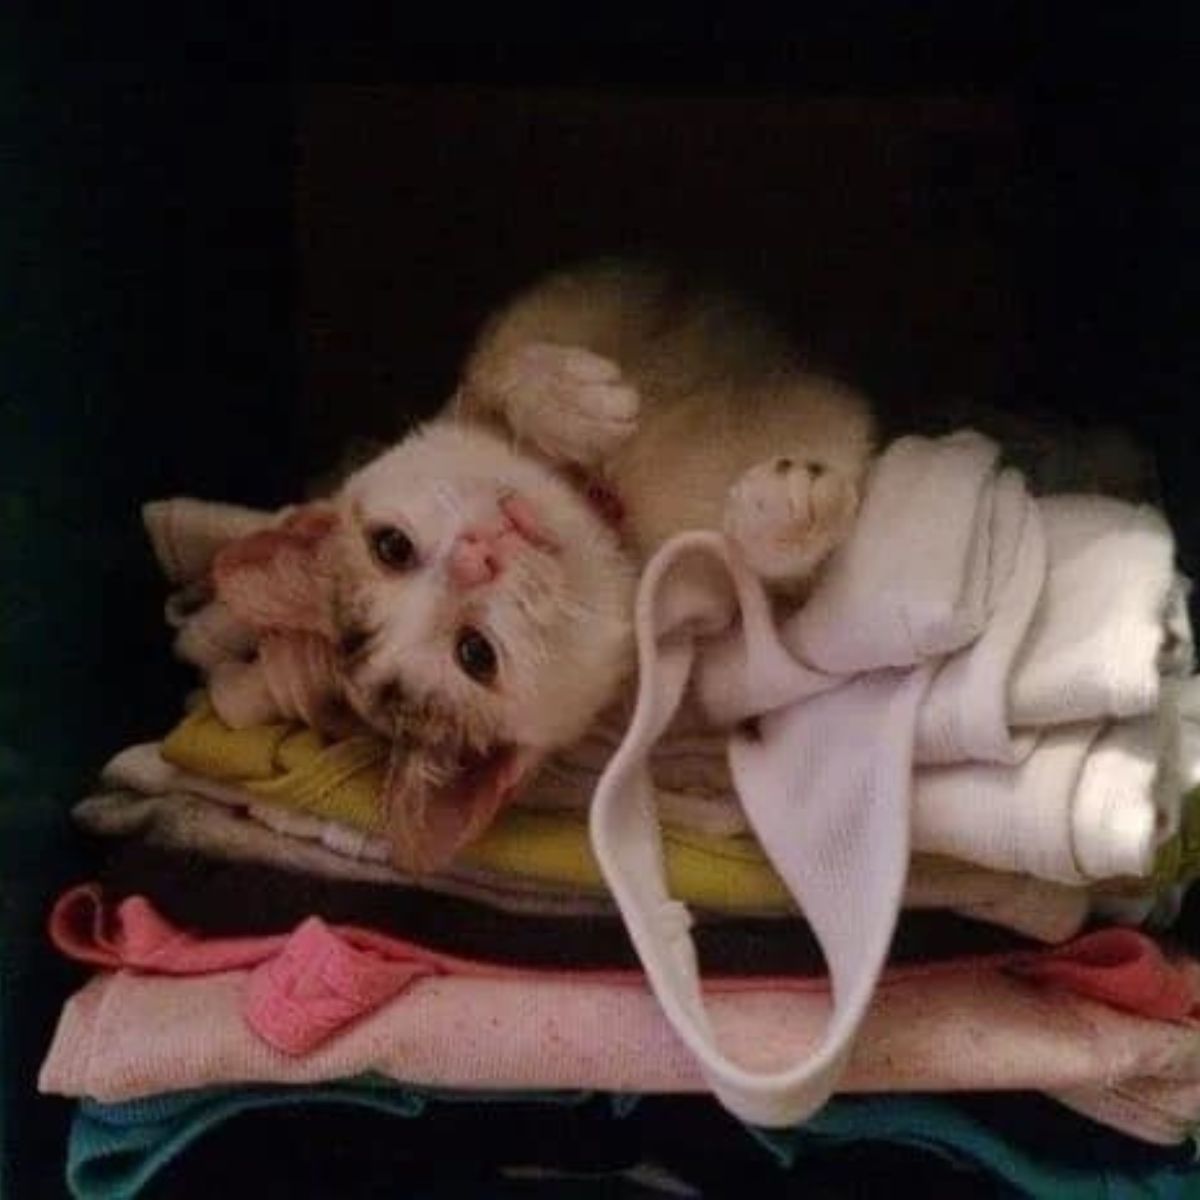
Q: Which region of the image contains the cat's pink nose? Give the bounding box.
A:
[447,531,505,589]
[446,493,558,592]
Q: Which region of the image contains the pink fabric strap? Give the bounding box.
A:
[1008,927,1200,1021]
[40,964,1200,1117]
[244,918,437,1054]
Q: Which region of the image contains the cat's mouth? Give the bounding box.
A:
[497,490,561,556]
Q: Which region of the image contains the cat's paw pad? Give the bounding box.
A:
[723,455,859,584]
[492,342,640,465]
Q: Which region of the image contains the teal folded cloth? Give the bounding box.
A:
[68,1081,1200,1200]
[752,1096,1200,1199]
[68,1079,588,1200]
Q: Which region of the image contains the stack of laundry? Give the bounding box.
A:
[590,430,1200,1132]
[37,430,1200,1198]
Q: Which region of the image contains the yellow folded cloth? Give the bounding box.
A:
[161,702,1199,912]
[161,703,794,912]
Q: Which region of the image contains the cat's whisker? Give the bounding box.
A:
[432,481,465,520]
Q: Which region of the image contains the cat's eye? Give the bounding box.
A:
[368,525,416,572]
[455,626,497,685]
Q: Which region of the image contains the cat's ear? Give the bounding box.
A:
[212,505,341,638]
[381,738,541,874]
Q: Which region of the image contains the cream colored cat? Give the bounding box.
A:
[320,261,875,869]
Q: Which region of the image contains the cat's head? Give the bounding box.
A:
[221,421,636,872]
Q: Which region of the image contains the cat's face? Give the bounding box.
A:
[329,422,635,867]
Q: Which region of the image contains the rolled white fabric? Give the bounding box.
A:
[914,718,1163,884]
[1009,496,1178,727]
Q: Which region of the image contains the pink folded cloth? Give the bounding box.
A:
[39,961,1200,1134]
[47,885,1200,1061]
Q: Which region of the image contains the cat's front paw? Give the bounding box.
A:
[723,455,859,586]
[487,342,640,466]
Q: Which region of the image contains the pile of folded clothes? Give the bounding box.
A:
[37,430,1200,1198]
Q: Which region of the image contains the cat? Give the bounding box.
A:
[244,261,876,870]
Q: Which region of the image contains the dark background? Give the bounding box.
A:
[2,7,1196,1196]
[296,88,1023,467]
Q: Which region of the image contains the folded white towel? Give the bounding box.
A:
[1009,496,1179,727]
[914,716,1165,883]
[1073,709,1177,878]
[913,495,1181,767]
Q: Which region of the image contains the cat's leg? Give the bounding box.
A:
[723,452,862,588]
[457,341,640,467]
[452,262,665,466]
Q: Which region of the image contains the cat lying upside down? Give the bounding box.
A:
[212,261,876,871]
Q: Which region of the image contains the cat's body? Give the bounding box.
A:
[315,262,876,868]
[456,261,874,568]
